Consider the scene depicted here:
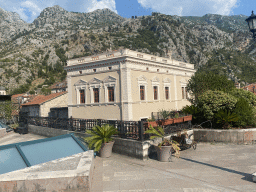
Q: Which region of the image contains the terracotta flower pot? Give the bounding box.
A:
[155,145,173,162]
[99,141,115,158]
[184,115,192,122]
[164,118,174,126]
[174,117,184,124]
[144,121,158,128]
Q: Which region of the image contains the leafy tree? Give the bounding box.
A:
[41,87,51,95]
[197,90,237,120]
[233,98,255,127]
[187,71,235,103]
[229,89,256,107]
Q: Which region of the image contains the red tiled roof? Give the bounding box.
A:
[11,94,24,99]
[22,92,67,106]
[242,84,256,93]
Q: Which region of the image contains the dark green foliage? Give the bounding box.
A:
[44,76,55,86]
[182,105,205,125]
[187,71,235,103]
[55,47,67,64]
[61,40,69,45]
[214,109,239,129]
[41,87,51,95]
[29,90,35,95]
[199,49,256,84]
[84,124,118,152]
[90,34,96,41]
[114,29,165,55]
[11,84,30,95]
[32,49,44,58]
[233,98,255,127]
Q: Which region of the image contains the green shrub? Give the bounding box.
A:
[197,90,237,120]
[233,98,256,127]
[214,109,239,129]
[229,89,256,107]
[182,105,205,124]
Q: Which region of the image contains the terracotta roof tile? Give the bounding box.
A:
[22,92,67,106]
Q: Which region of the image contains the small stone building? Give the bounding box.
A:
[21,92,67,117]
[49,79,67,94]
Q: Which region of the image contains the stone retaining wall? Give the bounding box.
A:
[194,128,256,144]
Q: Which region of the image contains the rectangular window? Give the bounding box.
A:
[165,87,169,100]
[153,86,158,100]
[185,87,188,99]
[80,90,85,103]
[108,87,114,102]
[182,87,185,99]
[140,86,145,100]
[93,88,99,103]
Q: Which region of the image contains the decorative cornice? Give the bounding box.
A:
[65,57,195,73]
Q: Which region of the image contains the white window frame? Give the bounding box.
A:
[74,80,87,104]
[180,80,188,100]
[163,78,171,101]
[137,75,148,101]
[88,78,102,103]
[103,76,117,103]
[151,77,160,101]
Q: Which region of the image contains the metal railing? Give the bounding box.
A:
[23,116,192,141]
[25,116,145,141]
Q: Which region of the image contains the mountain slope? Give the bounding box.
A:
[0,6,255,94]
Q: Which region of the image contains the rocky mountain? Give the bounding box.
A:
[0,8,29,42]
[0,6,255,94]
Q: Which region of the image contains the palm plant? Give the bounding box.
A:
[159,109,170,120]
[145,125,180,157]
[84,124,118,152]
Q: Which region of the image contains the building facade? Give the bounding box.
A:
[21,92,67,117]
[0,87,6,95]
[65,49,196,121]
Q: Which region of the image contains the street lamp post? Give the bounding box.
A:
[246,11,256,39]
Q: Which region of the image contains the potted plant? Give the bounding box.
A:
[144,116,158,128]
[183,114,192,122]
[145,125,180,162]
[173,111,184,123]
[84,124,118,158]
[158,110,174,126]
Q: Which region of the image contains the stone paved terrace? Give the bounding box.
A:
[1,133,256,191]
[91,143,256,192]
[0,132,47,146]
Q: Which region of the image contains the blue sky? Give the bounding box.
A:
[0,0,255,23]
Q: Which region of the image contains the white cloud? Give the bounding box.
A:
[0,0,117,23]
[137,0,238,16]
[87,0,117,13]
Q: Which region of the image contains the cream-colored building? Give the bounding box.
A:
[65,49,196,121]
[0,87,6,95]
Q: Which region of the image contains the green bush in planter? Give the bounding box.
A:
[84,124,118,152]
